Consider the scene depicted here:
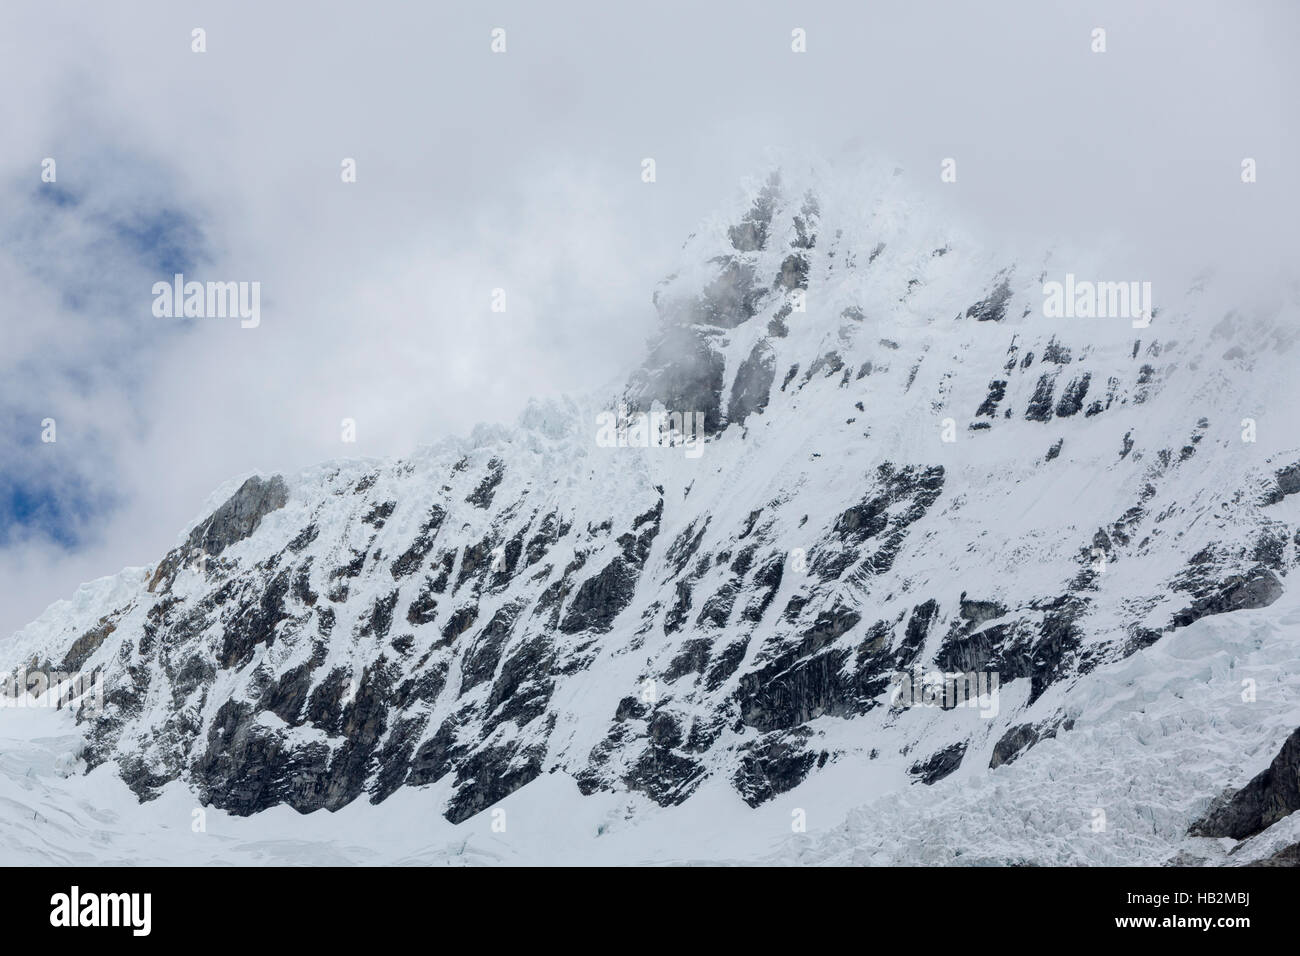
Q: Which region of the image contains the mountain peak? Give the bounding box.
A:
[5,166,1299,855]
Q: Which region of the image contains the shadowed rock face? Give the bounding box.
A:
[1171,565,1284,629]
[966,275,1012,323]
[910,741,967,785]
[625,324,727,435]
[988,716,1072,769]
[1262,461,1300,505]
[990,723,1040,769]
[145,475,289,594]
[1244,842,1300,867]
[728,340,776,426]
[1189,728,1300,841]
[190,476,289,557]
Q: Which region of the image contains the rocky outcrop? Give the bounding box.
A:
[1171,565,1284,629]
[148,475,289,592]
[728,340,776,426]
[1189,728,1300,840]
[187,475,288,558]
[625,325,727,435]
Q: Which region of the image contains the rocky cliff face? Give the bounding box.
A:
[7,164,1300,839]
[1190,727,1300,842]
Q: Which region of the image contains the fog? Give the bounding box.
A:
[1,0,1295,641]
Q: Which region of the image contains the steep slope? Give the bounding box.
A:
[5,163,1299,849]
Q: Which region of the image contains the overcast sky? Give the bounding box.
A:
[1,0,1296,642]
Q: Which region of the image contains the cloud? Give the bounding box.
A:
[0,0,1296,641]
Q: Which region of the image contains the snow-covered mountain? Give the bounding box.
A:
[4,162,1299,865]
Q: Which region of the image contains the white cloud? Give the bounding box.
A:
[1,0,1296,641]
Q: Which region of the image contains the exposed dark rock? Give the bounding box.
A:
[1055,373,1091,417]
[737,636,863,733]
[739,554,784,623]
[976,380,1007,418]
[1244,842,1300,866]
[989,717,1071,769]
[767,309,790,337]
[727,174,780,252]
[624,731,707,807]
[663,579,694,635]
[803,351,844,381]
[815,463,945,580]
[361,501,395,527]
[696,581,739,629]
[965,276,1012,322]
[488,528,527,591]
[454,537,495,593]
[894,600,939,670]
[524,512,564,567]
[991,724,1040,769]
[626,325,726,435]
[390,505,447,579]
[774,253,809,291]
[664,638,712,682]
[440,604,480,644]
[287,523,319,553]
[406,717,465,787]
[189,475,289,558]
[734,731,818,806]
[371,714,427,802]
[1262,462,1300,505]
[330,549,367,582]
[1253,528,1288,571]
[1189,728,1300,840]
[60,617,119,672]
[406,579,440,626]
[728,340,776,425]
[219,567,293,670]
[291,560,318,607]
[703,638,748,691]
[910,741,967,784]
[466,459,505,509]
[1042,338,1072,364]
[444,741,545,824]
[460,601,525,693]
[560,555,641,634]
[428,551,455,592]
[559,510,660,635]
[1025,373,1056,422]
[1171,566,1284,629]
[615,697,648,725]
[358,590,399,640]
[695,257,764,328]
[486,636,555,730]
[148,475,290,592]
[260,662,314,726]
